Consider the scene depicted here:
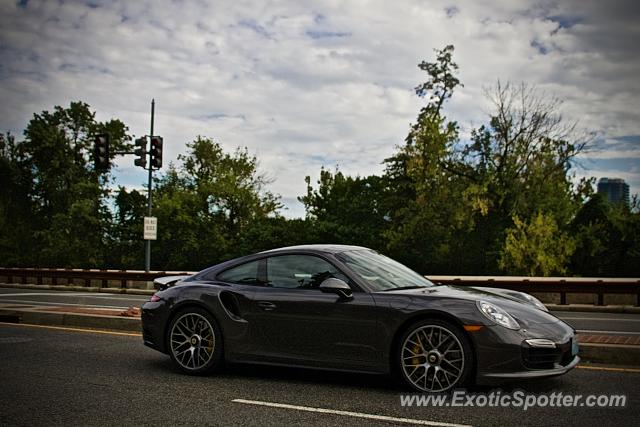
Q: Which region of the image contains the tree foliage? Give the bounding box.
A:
[150,137,281,270]
[300,45,636,277]
[0,133,32,265]
[378,45,472,273]
[180,136,280,232]
[1,102,130,267]
[569,194,640,276]
[1,59,638,277]
[500,212,576,276]
[299,167,388,250]
[106,187,147,268]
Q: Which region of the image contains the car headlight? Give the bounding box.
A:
[521,293,548,312]
[476,300,520,330]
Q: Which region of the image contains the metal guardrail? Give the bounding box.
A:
[0,268,192,290]
[428,275,640,306]
[0,268,638,306]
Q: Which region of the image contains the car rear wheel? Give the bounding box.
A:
[398,319,473,392]
[167,307,223,375]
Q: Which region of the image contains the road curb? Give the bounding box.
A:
[578,343,640,366]
[0,308,141,332]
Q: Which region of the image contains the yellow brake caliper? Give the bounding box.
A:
[412,343,422,366]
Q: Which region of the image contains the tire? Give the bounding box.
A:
[167,307,224,375]
[397,319,473,392]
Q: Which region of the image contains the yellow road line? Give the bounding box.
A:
[0,322,142,337]
[577,365,640,373]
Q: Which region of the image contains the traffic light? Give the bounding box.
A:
[134,136,147,169]
[94,133,110,170]
[150,136,163,169]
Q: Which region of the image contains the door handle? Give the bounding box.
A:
[257,301,277,311]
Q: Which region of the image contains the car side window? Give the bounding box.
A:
[266,255,348,289]
[217,260,263,285]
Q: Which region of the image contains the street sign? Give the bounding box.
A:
[144,216,157,240]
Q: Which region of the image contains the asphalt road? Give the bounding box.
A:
[0,287,148,309]
[0,323,638,427]
[1,288,639,334]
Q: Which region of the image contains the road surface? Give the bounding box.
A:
[0,322,638,426]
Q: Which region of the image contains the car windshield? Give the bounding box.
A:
[336,249,434,291]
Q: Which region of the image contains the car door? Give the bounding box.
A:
[251,253,382,370]
[211,259,265,357]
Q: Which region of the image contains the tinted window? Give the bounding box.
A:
[336,249,434,291]
[266,255,347,289]
[217,260,263,285]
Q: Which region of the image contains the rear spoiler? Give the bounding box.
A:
[153,275,192,291]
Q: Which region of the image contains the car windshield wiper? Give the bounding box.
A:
[380,285,428,292]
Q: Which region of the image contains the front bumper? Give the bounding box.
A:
[481,355,579,380]
[472,319,579,384]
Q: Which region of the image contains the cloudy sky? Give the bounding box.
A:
[1,0,639,217]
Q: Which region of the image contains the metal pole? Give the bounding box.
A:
[145,99,155,272]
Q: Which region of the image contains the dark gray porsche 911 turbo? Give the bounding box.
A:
[141,244,579,392]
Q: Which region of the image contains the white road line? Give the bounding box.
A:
[0,292,146,300]
[232,399,471,427]
[0,292,101,297]
[92,295,149,300]
[0,299,130,310]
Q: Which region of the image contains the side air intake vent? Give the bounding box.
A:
[219,291,242,320]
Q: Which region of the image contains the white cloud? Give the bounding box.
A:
[579,149,640,160]
[1,0,639,215]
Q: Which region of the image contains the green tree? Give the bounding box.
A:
[181,136,280,232]
[379,48,589,275]
[462,83,589,273]
[0,133,33,265]
[299,167,388,250]
[105,187,147,268]
[459,83,587,221]
[151,137,281,270]
[500,212,576,276]
[613,201,640,277]
[237,217,315,254]
[152,165,218,269]
[381,45,474,273]
[3,102,130,267]
[570,194,640,276]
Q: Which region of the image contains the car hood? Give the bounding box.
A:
[384,285,561,325]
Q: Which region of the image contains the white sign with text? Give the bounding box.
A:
[144,216,157,240]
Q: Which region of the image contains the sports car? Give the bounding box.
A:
[141,245,579,392]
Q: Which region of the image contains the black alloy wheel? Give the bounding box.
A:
[398,319,473,392]
[167,307,224,374]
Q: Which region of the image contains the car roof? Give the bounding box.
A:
[191,244,370,281]
[259,244,369,255]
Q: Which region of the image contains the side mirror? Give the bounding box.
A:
[319,278,353,299]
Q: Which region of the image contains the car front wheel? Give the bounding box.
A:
[398,319,473,392]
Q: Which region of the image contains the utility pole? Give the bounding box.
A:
[145,99,155,272]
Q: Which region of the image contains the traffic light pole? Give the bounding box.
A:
[145,99,155,272]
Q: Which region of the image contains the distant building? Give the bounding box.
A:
[597,178,630,206]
